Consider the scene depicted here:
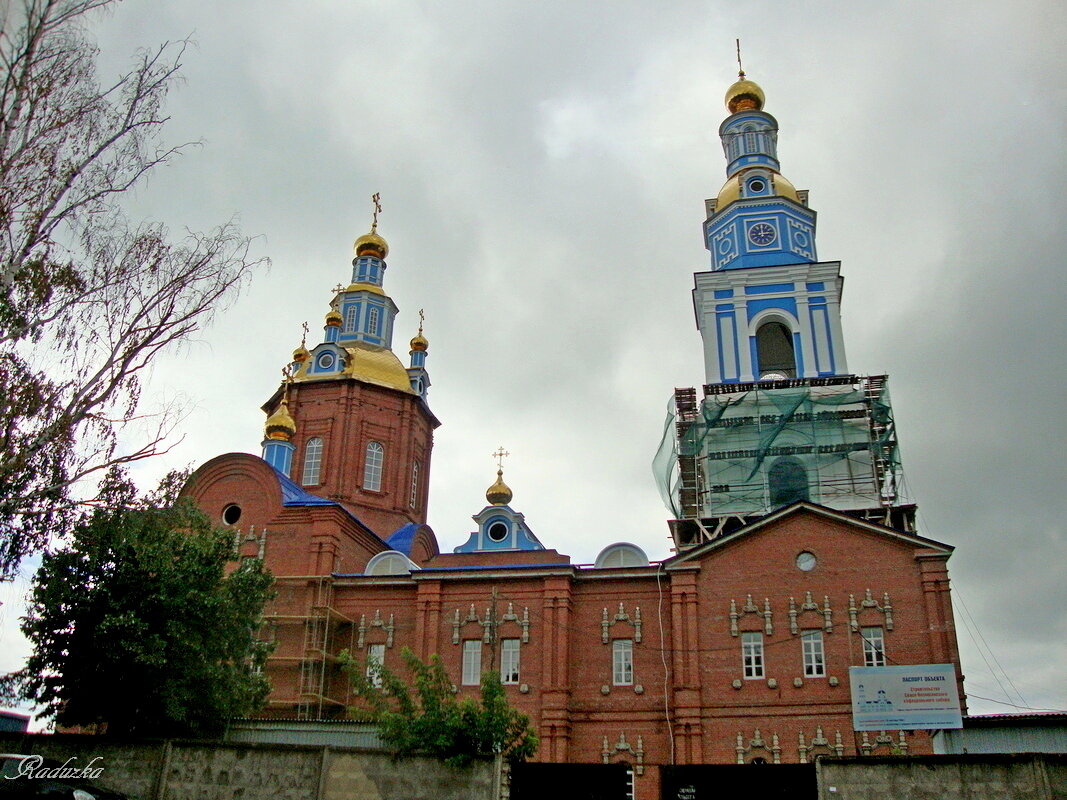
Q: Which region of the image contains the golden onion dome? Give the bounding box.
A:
[325,309,343,327]
[725,78,765,113]
[264,399,296,441]
[486,469,513,506]
[714,170,800,213]
[292,344,311,362]
[354,230,389,259]
[410,333,429,352]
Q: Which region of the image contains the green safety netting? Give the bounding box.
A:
[652,378,904,519]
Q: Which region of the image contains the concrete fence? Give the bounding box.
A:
[815,753,1067,800]
[0,733,498,800]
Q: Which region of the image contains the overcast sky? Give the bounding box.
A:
[2,0,1065,722]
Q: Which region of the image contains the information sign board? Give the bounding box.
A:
[849,664,962,731]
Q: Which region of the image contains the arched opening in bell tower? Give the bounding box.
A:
[755,320,797,378]
[768,456,810,507]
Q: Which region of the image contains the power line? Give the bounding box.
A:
[965,694,1067,714]
[953,588,1028,708]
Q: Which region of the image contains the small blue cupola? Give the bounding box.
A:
[406,310,431,398]
[453,465,545,553]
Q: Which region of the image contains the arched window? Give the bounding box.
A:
[367,307,380,336]
[594,542,651,569]
[363,441,384,491]
[301,437,323,486]
[344,305,358,331]
[755,320,797,378]
[365,550,418,576]
[768,456,809,507]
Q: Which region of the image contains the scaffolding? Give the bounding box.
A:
[263,575,356,720]
[654,375,915,549]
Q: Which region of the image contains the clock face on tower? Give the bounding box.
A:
[748,222,777,247]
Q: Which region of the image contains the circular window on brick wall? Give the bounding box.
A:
[222,504,242,525]
[796,551,817,571]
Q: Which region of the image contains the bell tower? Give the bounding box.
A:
[260,196,440,537]
[656,62,914,548]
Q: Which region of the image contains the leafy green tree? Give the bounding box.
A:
[0,0,265,579]
[2,469,274,736]
[345,647,538,767]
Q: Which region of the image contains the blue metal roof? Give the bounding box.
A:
[270,466,387,546]
[416,562,572,573]
[275,469,334,507]
[386,522,419,555]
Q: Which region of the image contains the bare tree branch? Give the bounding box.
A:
[0,0,267,578]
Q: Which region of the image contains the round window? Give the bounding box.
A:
[487,522,508,542]
[796,551,817,572]
[317,352,335,370]
[748,178,766,193]
[222,504,242,525]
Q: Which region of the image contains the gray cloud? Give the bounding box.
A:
[1,0,1063,720]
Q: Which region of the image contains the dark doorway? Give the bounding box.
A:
[511,762,632,800]
[661,763,816,800]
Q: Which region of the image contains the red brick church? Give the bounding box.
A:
[184,72,965,790]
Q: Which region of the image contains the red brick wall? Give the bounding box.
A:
[185,455,960,792]
[279,378,436,537]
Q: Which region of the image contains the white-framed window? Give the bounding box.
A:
[367,306,380,336]
[500,638,520,685]
[462,639,482,686]
[363,441,384,491]
[367,643,386,688]
[742,631,764,679]
[409,461,420,508]
[802,630,825,677]
[612,639,633,686]
[345,305,358,331]
[301,437,323,486]
[862,626,886,667]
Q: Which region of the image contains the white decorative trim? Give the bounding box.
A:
[357,610,395,649]
[798,727,845,762]
[602,733,645,775]
[735,729,781,764]
[602,602,642,644]
[789,592,832,634]
[848,589,894,631]
[860,730,908,755]
[730,595,773,636]
[451,602,530,645]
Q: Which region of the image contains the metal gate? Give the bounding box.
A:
[511,762,633,800]
[660,764,816,800]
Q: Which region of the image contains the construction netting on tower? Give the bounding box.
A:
[653,375,905,520]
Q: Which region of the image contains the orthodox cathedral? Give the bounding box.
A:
[185,69,964,793]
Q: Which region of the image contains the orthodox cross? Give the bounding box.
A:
[736,38,745,79]
[300,320,309,347]
[417,307,425,335]
[371,192,382,231]
[332,283,344,293]
[281,365,293,401]
[492,446,510,470]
